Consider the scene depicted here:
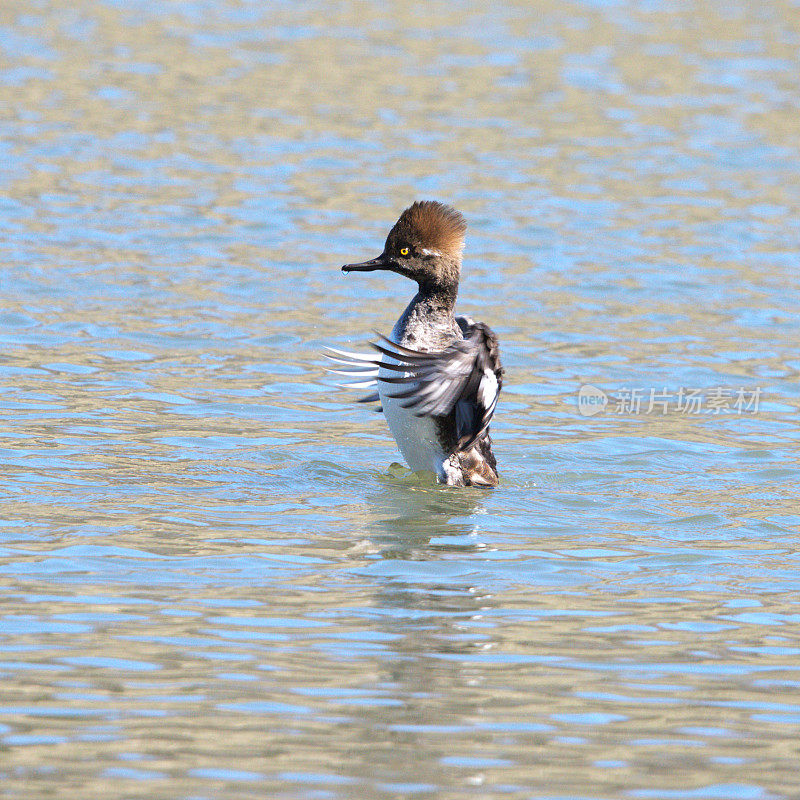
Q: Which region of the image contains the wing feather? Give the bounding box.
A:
[378,321,503,450]
[325,323,503,445]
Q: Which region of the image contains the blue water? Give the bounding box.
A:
[1,1,799,798]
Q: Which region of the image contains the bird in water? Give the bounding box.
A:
[327,200,503,487]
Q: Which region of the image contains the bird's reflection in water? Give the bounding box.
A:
[344,463,498,628]
[359,464,489,559]
[341,467,503,789]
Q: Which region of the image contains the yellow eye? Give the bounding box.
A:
[399,247,410,257]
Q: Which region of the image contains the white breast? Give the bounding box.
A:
[379,339,448,478]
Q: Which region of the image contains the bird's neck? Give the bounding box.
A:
[415,280,458,317]
[396,283,459,348]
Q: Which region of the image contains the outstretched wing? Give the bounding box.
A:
[374,322,503,451]
[323,345,382,408]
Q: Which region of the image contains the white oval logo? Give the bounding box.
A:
[577,385,608,417]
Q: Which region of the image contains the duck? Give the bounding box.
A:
[327,200,503,487]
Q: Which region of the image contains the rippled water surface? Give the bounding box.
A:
[2,1,800,798]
